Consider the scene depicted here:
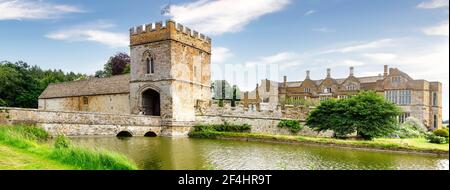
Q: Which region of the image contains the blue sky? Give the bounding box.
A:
[0,0,448,119]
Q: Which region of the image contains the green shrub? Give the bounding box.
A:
[392,118,428,139]
[426,133,449,144]
[393,126,422,138]
[278,120,303,134]
[403,117,428,133]
[54,135,71,149]
[433,128,449,137]
[306,91,401,140]
[218,100,224,107]
[193,122,251,133]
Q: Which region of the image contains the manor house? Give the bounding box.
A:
[250,66,442,129]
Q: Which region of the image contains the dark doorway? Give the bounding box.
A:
[144,131,157,137]
[142,89,161,116]
[117,131,133,137]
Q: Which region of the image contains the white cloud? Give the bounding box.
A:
[313,27,335,33]
[245,52,303,70]
[46,21,128,48]
[417,0,449,9]
[304,10,316,16]
[212,47,234,63]
[423,21,449,36]
[261,52,299,64]
[167,0,290,35]
[362,53,398,62]
[0,0,83,20]
[323,39,393,54]
[334,60,365,67]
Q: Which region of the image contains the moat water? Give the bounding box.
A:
[70,137,449,170]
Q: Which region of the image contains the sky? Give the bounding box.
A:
[0,0,448,119]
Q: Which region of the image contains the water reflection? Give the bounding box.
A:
[69,137,449,170]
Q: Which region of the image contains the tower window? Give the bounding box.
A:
[82,97,89,105]
[432,92,438,106]
[146,58,155,74]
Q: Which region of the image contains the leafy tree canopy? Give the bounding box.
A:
[306,91,401,140]
[0,61,86,108]
[95,52,130,77]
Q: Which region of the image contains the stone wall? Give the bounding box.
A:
[0,107,162,137]
[39,94,130,115]
[195,115,333,137]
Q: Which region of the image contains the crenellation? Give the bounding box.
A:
[155,21,163,30]
[130,27,137,35]
[130,20,212,46]
[176,23,184,31]
[184,27,191,35]
[136,25,144,33]
[145,23,155,32]
[193,30,199,38]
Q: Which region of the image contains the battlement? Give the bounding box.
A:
[129,20,211,52]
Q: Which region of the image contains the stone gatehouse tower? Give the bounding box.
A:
[38,20,212,136]
[129,20,212,134]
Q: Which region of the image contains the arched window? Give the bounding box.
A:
[151,58,155,74]
[146,58,150,74]
[146,58,155,74]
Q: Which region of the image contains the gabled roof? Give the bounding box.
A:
[284,75,384,87]
[39,74,131,99]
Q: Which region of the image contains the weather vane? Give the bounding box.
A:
[161,0,172,16]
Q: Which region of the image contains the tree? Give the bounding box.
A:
[306,99,355,138]
[306,91,401,140]
[0,60,86,108]
[96,52,130,77]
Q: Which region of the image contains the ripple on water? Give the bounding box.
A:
[69,137,449,170]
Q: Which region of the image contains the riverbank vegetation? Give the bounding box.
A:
[0,125,137,170]
[190,91,448,154]
[189,130,449,154]
[278,120,303,134]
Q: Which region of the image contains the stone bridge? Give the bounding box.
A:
[0,107,169,137]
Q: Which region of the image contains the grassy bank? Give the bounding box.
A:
[189,131,449,155]
[0,125,137,170]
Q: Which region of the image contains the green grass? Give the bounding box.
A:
[0,125,138,170]
[189,131,449,154]
[0,146,74,170]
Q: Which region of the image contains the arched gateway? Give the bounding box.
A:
[141,89,160,116]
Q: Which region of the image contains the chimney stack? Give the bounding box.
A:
[306,70,311,80]
[350,67,354,76]
[384,65,388,78]
[326,68,331,78]
[283,76,287,87]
